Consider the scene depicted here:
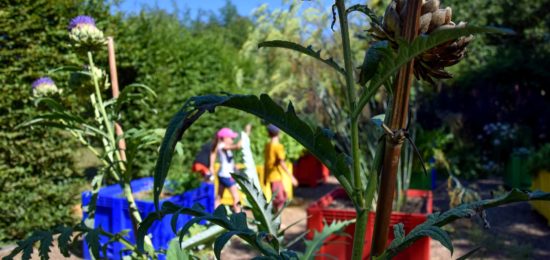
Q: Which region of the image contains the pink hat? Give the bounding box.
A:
[217,128,238,139]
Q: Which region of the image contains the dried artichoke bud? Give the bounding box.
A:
[367,0,474,84]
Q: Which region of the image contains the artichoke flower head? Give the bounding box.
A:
[369,0,473,84]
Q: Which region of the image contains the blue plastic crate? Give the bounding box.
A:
[81,177,214,259]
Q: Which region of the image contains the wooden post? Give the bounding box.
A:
[107,37,127,162]
[371,0,423,257]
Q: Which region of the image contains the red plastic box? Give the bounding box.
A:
[306,188,433,260]
[293,153,330,187]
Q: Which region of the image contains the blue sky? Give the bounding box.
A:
[112,0,290,17]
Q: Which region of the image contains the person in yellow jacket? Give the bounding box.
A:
[264,124,298,211]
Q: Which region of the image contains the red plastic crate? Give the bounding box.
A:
[294,153,330,187]
[306,188,433,260]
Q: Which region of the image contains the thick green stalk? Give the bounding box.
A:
[90,94,120,181]
[335,1,368,259]
[87,52,153,252]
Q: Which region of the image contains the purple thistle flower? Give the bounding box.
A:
[68,15,96,31]
[31,77,59,97]
[31,77,55,89]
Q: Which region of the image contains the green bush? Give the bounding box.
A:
[112,8,260,177]
[0,0,111,243]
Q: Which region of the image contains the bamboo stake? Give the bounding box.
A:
[107,37,127,162]
[371,0,423,257]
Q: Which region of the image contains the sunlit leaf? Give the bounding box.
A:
[154,94,354,211]
[259,40,345,76]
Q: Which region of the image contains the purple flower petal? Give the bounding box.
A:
[31,77,55,89]
[68,15,96,31]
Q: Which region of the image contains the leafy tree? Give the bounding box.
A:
[112,6,258,176]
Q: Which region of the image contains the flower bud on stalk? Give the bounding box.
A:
[68,15,106,51]
[31,77,60,97]
[369,0,473,84]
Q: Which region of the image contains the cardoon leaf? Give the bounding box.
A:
[232,172,280,237]
[85,229,101,259]
[213,231,240,259]
[379,189,550,259]
[302,220,354,260]
[56,226,73,257]
[354,26,514,119]
[259,40,345,76]
[154,94,355,210]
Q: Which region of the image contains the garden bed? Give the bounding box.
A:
[306,188,432,260]
[81,177,214,260]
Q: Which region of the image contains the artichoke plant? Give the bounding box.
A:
[369,0,473,84]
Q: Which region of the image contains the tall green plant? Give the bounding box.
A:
[0,0,112,243]
[142,1,548,260]
[5,14,160,259]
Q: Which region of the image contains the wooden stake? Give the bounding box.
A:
[371,0,423,256]
[107,37,127,162]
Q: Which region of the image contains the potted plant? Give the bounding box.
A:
[528,144,550,224]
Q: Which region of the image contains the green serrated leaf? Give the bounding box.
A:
[393,223,405,241]
[232,172,279,237]
[354,26,514,119]
[302,220,354,260]
[258,40,345,76]
[358,41,389,86]
[178,217,208,245]
[229,212,249,231]
[85,229,101,259]
[214,231,240,259]
[421,226,453,254]
[37,231,53,260]
[346,4,382,27]
[154,99,205,211]
[380,189,550,259]
[56,226,73,257]
[154,94,355,210]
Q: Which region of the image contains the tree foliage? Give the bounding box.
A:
[112,6,260,177]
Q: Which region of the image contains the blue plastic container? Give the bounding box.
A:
[81,177,214,259]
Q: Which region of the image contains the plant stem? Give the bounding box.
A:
[335,1,368,259]
[87,52,152,251]
[371,0,423,257]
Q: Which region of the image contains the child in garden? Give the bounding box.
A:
[263,124,298,211]
[210,127,242,212]
[191,141,214,181]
